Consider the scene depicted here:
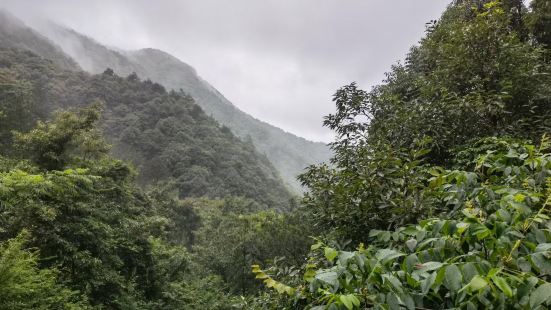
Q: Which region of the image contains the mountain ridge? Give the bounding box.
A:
[0,10,78,70]
[34,21,332,191]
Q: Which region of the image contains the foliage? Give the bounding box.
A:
[0,47,294,209]
[255,2,551,308]
[192,197,313,295]
[0,68,34,150]
[320,1,551,166]
[13,101,109,170]
[299,136,438,243]
[255,138,551,309]
[0,231,89,309]
[529,0,551,50]
[0,106,231,308]
[299,0,551,242]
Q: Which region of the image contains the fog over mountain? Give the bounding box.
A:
[2,0,448,142]
[16,20,331,191]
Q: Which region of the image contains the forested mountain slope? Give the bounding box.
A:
[0,48,294,208]
[35,23,332,191]
[0,11,78,70]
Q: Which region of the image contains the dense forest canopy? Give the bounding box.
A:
[1,0,551,309]
[0,72,311,308]
[0,48,294,209]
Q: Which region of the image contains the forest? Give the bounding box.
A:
[0,0,551,309]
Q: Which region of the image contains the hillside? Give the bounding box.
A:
[0,11,78,70]
[35,23,332,191]
[0,47,294,209]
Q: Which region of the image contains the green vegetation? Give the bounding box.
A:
[31,23,333,192]
[249,1,551,309]
[0,99,311,308]
[0,42,308,307]
[0,48,293,209]
[1,0,551,309]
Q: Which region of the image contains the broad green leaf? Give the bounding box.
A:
[405,239,417,252]
[421,272,436,294]
[324,247,338,262]
[338,251,355,265]
[303,268,316,282]
[311,242,323,251]
[445,264,462,291]
[535,244,551,252]
[375,249,405,264]
[530,253,551,275]
[456,222,469,234]
[315,271,338,286]
[530,283,551,308]
[513,193,525,202]
[466,275,487,292]
[415,261,444,273]
[340,294,360,310]
[383,274,403,293]
[491,276,512,298]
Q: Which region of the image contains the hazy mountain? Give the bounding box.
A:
[36,22,332,191]
[0,11,78,70]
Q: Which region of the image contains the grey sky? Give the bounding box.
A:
[3,0,449,142]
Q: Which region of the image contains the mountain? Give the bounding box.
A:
[35,22,332,191]
[0,14,295,209]
[0,11,78,70]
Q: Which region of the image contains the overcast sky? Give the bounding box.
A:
[3,0,449,142]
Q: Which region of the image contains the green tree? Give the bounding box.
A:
[0,231,89,309]
[13,102,109,170]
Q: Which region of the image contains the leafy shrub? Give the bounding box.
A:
[253,138,551,309]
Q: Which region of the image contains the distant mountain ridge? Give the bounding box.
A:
[0,11,78,70]
[35,22,332,191]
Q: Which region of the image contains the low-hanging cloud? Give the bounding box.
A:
[2,0,449,142]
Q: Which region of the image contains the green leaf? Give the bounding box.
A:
[338,251,355,265]
[421,272,436,294]
[405,239,417,252]
[383,274,403,293]
[530,283,551,308]
[303,268,316,282]
[530,253,551,275]
[513,192,525,202]
[315,271,338,286]
[456,222,469,235]
[445,264,462,291]
[415,261,444,273]
[340,294,360,310]
[535,243,551,252]
[465,275,487,292]
[324,247,338,262]
[491,276,512,298]
[375,249,405,264]
[311,242,323,251]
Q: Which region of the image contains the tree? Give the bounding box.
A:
[0,231,89,309]
[13,102,109,171]
[0,69,34,151]
[530,0,551,49]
